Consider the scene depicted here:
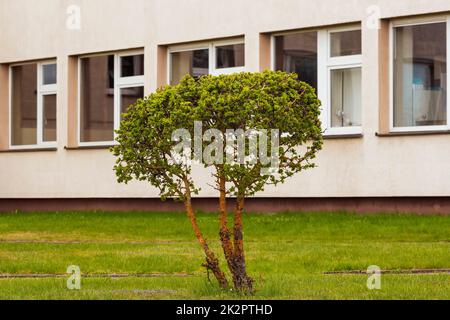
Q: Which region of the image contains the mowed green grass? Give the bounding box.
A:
[0,211,449,299]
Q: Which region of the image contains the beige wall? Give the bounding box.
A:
[1,0,450,198]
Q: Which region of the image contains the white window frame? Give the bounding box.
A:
[9,60,58,150]
[167,38,245,84]
[77,50,144,147]
[270,26,362,136]
[323,27,363,136]
[389,16,450,133]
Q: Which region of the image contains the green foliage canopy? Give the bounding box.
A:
[112,71,323,200]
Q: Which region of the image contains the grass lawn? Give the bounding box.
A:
[0,211,449,299]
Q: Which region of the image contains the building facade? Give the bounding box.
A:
[1,0,450,213]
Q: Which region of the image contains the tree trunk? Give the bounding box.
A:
[218,171,235,274]
[231,197,254,293]
[183,182,229,289]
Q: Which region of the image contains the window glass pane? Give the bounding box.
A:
[394,23,447,127]
[275,32,318,89]
[11,64,37,146]
[170,49,209,85]
[108,55,115,89]
[42,63,57,85]
[80,55,115,142]
[330,67,362,127]
[43,94,57,142]
[215,44,245,69]
[120,86,144,117]
[121,54,144,77]
[330,30,362,57]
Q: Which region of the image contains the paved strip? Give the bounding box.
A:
[0,240,195,245]
[324,269,450,275]
[0,273,194,279]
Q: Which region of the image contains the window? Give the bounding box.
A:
[79,52,144,144]
[120,87,144,116]
[169,40,245,85]
[120,54,144,77]
[170,49,209,85]
[392,20,448,131]
[215,44,245,69]
[274,32,318,89]
[327,29,362,132]
[274,27,362,135]
[330,67,361,128]
[10,61,57,148]
[330,30,362,57]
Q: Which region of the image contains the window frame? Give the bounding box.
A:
[270,25,362,136]
[77,50,144,147]
[9,60,58,150]
[325,26,362,135]
[167,38,245,84]
[389,16,450,133]
[326,64,363,134]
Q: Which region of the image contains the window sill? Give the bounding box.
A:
[0,147,58,153]
[376,130,450,137]
[64,145,114,150]
[323,133,363,140]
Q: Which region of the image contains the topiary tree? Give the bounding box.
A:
[112,70,323,293]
